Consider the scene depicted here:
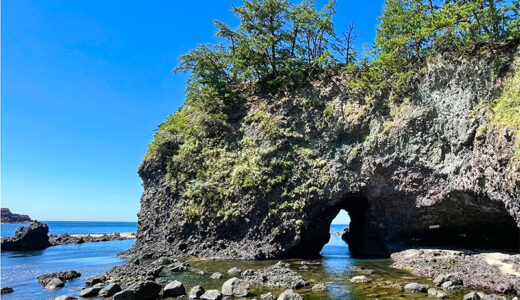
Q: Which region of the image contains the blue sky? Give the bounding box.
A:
[2,0,384,222]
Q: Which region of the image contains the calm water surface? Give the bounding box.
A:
[0,223,469,299]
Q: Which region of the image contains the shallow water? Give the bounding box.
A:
[1,223,473,299]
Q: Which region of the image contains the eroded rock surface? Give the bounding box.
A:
[1,222,51,251]
[127,44,520,259]
[391,249,520,294]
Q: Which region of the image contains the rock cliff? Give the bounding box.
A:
[1,208,33,224]
[128,44,520,259]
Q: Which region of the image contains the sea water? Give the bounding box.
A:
[0,222,466,299]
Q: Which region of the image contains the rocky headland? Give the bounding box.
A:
[0,222,135,252]
[1,208,33,224]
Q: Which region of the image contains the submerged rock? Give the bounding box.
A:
[38,270,81,286]
[403,282,429,293]
[1,222,51,251]
[55,296,77,300]
[1,287,14,294]
[312,283,327,290]
[350,275,371,283]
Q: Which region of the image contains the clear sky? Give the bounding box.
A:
[2,0,385,222]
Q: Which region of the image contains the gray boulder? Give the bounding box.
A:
[45,278,65,289]
[350,275,370,283]
[428,288,447,298]
[200,289,223,300]
[55,296,77,300]
[113,281,161,300]
[85,274,106,287]
[260,292,276,300]
[403,282,429,293]
[463,292,481,300]
[210,272,224,279]
[222,277,249,297]
[227,267,241,275]
[241,269,255,276]
[152,257,172,266]
[276,289,303,300]
[79,287,102,298]
[188,285,205,299]
[163,280,186,297]
[98,283,122,298]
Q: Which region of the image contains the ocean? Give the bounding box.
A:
[1,222,437,299]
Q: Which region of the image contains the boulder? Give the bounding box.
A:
[38,270,81,286]
[463,292,481,300]
[312,283,327,290]
[55,296,77,300]
[79,287,102,298]
[163,280,186,297]
[200,289,223,300]
[113,281,161,300]
[350,275,370,283]
[45,278,65,289]
[241,269,255,276]
[241,262,308,289]
[152,257,172,266]
[227,267,241,275]
[428,288,448,298]
[85,274,106,287]
[403,282,429,293]
[210,272,224,279]
[276,289,303,300]
[1,287,13,294]
[260,292,277,300]
[1,222,51,251]
[188,285,205,299]
[98,283,122,298]
[222,277,249,297]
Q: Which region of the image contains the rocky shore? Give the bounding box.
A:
[1,208,33,223]
[391,249,520,295]
[0,222,135,252]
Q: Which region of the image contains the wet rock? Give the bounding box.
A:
[113,281,161,300]
[1,287,13,294]
[210,272,224,279]
[55,296,77,300]
[260,292,276,300]
[312,283,327,290]
[428,288,447,298]
[241,262,308,289]
[227,267,241,275]
[98,283,122,298]
[80,287,102,298]
[1,222,51,251]
[38,270,81,286]
[350,275,370,283]
[45,278,65,289]
[188,285,205,299]
[86,274,106,287]
[222,277,249,297]
[200,289,223,300]
[163,280,186,297]
[349,266,374,275]
[403,283,429,293]
[276,289,303,300]
[463,292,481,300]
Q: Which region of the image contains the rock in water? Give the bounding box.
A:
[276,289,303,300]
[79,287,102,297]
[45,278,65,289]
[125,48,520,261]
[404,283,429,293]
[188,285,205,299]
[98,283,122,298]
[38,270,81,286]
[350,275,370,283]
[200,289,223,300]
[241,262,308,289]
[222,277,249,297]
[163,280,186,297]
[85,274,106,287]
[55,296,77,300]
[1,287,14,294]
[1,222,51,251]
[312,283,327,290]
[113,281,161,300]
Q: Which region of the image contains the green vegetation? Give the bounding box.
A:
[144,0,520,219]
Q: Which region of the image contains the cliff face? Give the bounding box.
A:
[128,45,520,259]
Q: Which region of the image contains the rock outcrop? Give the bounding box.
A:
[1,208,33,223]
[1,222,51,251]
[127,43,520,259]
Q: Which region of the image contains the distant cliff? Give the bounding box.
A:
[1,208,33,224]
